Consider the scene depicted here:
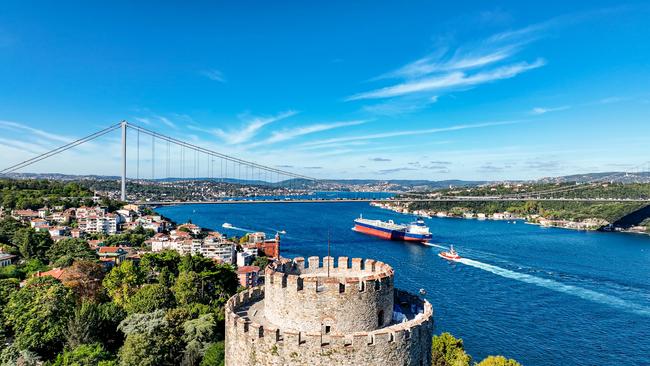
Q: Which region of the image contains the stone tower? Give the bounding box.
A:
[225,256,433,365]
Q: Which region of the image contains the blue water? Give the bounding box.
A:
[217,191,395,201]
[156,202,650,366]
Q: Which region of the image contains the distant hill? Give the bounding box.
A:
[537,172,650,184]
[5,171,650,189]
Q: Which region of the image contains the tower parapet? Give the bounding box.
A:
[264,256,394,333]
[225,256,433,366]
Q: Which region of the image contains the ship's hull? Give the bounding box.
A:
[353,221,431,243]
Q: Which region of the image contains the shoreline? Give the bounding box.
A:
[371,201,650,237]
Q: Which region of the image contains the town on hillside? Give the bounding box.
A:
[1,202,278,289]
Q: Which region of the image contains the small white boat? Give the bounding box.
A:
[438,245,461,261]
[222,223,233,229]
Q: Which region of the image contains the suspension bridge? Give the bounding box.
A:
[1,121,649,204]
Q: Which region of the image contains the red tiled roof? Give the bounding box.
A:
[34,268,66,279]
[98,246,122,253]
[237,266,260,274]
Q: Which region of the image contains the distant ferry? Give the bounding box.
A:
[353,215,432,243]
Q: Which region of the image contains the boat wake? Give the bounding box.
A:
[222,224,254,233]
[458,258,650,317]
[423,242,448,249]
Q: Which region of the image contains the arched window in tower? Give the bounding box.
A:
[377,309,384,327]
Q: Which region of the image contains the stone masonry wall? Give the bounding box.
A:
[263,256,394,333]
[225,277,434,366]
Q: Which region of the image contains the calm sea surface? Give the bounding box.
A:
[156,201,650,366]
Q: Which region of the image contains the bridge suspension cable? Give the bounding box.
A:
[0,122,122,175]
[124,122,317,182]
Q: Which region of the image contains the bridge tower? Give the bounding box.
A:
[121,120,127,201]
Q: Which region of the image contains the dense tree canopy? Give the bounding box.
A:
[51,343,116,366]
[12,227,53,262]
[200,341,225,366]
[3,276,76,358]
[431,332,472,366]
[102,261,144,306]
[46,238,98,267]
[124,283,176,314]
[60,260,106,302]
[476,355,523,366]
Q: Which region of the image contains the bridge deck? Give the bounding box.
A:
[136,197,650,206]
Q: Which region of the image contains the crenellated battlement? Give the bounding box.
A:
[226,285,433,350]
[265,256,394,294]
[225,256,433,366]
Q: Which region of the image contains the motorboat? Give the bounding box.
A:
[438,245,461,261]
[222,222,233,229]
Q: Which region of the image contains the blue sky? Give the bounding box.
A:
[1,1,649,180]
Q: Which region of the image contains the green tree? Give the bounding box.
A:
[179,254,215,274]
[117,309,188,366]
[3,276,75,358]
[0,278,20,342]
[125,284,176,314]
[0,278,20,307]
[0,344,41,366]
[21,258,48,276]
[173,271,202,306]
[102,261,143,306]
[252,256,269,269]
[60,260,106,302]
[200,341,224,366]
[46,238,97,267]
[51,343,114,366]
[140,250,181,281]
[12,227,53,262]
[431,332,472,366]
[0,217,24,244]
[182,314,217,366]
[0,264,22,279]
[66,301,126,351]
[118,332,165,366]
[200,264,239,307]
[476,355,523,366]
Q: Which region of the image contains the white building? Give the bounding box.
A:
[78,213,123,234]
[237,251,254,267]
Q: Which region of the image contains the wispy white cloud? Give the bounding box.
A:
[530,105,571,115]
[348,19,554,108]
[155,115,176,129]
[348,59,545,101]
[302,119,525,147]
[133,117,152,125]
[210,110,298,145]
[362,96,439,116]
[381,47,516,80]
[0,120,72,143]
[0,137,45,155]
[260,119,367,145]
[201,69,226,82]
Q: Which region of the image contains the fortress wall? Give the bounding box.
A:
[225,286,434,366]
[263,256,394,333]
